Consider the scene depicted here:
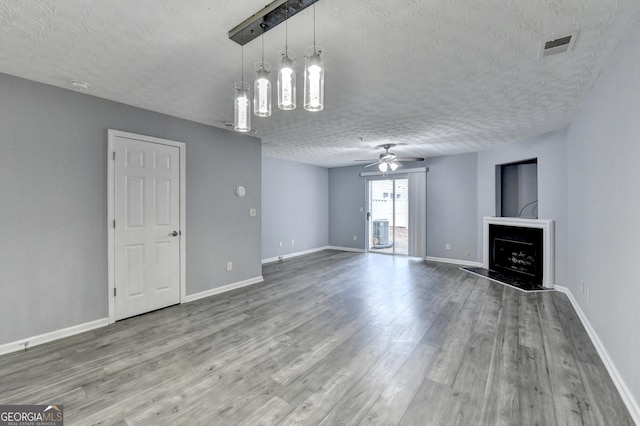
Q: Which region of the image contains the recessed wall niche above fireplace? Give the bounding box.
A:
[496,158,538,219]
[478,217,555,291]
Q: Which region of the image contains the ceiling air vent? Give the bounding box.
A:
[539,34,576,58]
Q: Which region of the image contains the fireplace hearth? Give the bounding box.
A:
[464,217,555,292]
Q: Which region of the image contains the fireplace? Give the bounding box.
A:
[483,217,555,289]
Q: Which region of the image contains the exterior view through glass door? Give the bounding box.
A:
[367,177,409,255]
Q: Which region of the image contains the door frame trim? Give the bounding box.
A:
[107,129,187,324]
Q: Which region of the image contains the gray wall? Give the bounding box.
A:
[424,153,478,261]
[566,13,640,405]
[0,73,262,345]
[477,130,568,285]
[262,156,328,259]
[328,166,367,249]
[328,159,477,263]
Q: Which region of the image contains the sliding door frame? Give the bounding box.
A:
[361,167,428,258]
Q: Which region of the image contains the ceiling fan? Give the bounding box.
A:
[355,144,424,172]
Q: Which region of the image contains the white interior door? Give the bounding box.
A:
[113,135,181,320]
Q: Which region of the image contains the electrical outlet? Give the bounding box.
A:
[291,240,295,245]
[353,235,357,241]
[249,208,256,217]
[226,261,233,271]
[359,207,364,212]
[446,243,451,250]
[279,241,283,247]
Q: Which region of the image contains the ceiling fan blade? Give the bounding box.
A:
[396,157,425,162]
[354,159,379,162]
[363,162,380,168]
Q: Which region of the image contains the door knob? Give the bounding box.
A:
[169,231,179,237]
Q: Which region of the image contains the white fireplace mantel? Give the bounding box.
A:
[483,217,555,288]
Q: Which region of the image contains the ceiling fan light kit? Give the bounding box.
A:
[377,157,400,172]
[229,0,325,132]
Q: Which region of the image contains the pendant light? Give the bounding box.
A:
[234,32,251,132]
[304,4,324,111]
[234,81,251,132]
[278,1,296,110]
[254,24,272,117]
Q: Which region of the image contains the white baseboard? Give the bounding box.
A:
[262,246,367,264]
[262,247,330,264]
[555,285,640,425]
[0,276,265,356]
[0,318,109,356]
[326,246,366,253]
[183,276,264,303]
[425,256,483,268]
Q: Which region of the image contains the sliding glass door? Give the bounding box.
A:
[366,177,409,255]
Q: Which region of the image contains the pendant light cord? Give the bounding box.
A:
[313,4,316,54]
[285,1,289,56]
[240,31,245,82]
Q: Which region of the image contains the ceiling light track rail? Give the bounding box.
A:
[229,0,321,46]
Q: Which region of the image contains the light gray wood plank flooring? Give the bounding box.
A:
[0,250,633,425]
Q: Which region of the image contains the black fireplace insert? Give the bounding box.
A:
[489,224,543,285]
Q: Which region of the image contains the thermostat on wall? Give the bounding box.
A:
[235,186,246,198]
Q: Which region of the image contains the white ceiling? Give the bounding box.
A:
[1,0,639,167]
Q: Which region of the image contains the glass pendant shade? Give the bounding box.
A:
[278,53,296,110]
[389,162,400,172]
[254,62,272,117]
[378,162,389,173]
[304,47,324,112]
[234,81,251,132]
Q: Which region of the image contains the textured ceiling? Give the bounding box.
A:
[1,0,639,167]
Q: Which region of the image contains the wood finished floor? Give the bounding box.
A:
[0,250,633,425]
